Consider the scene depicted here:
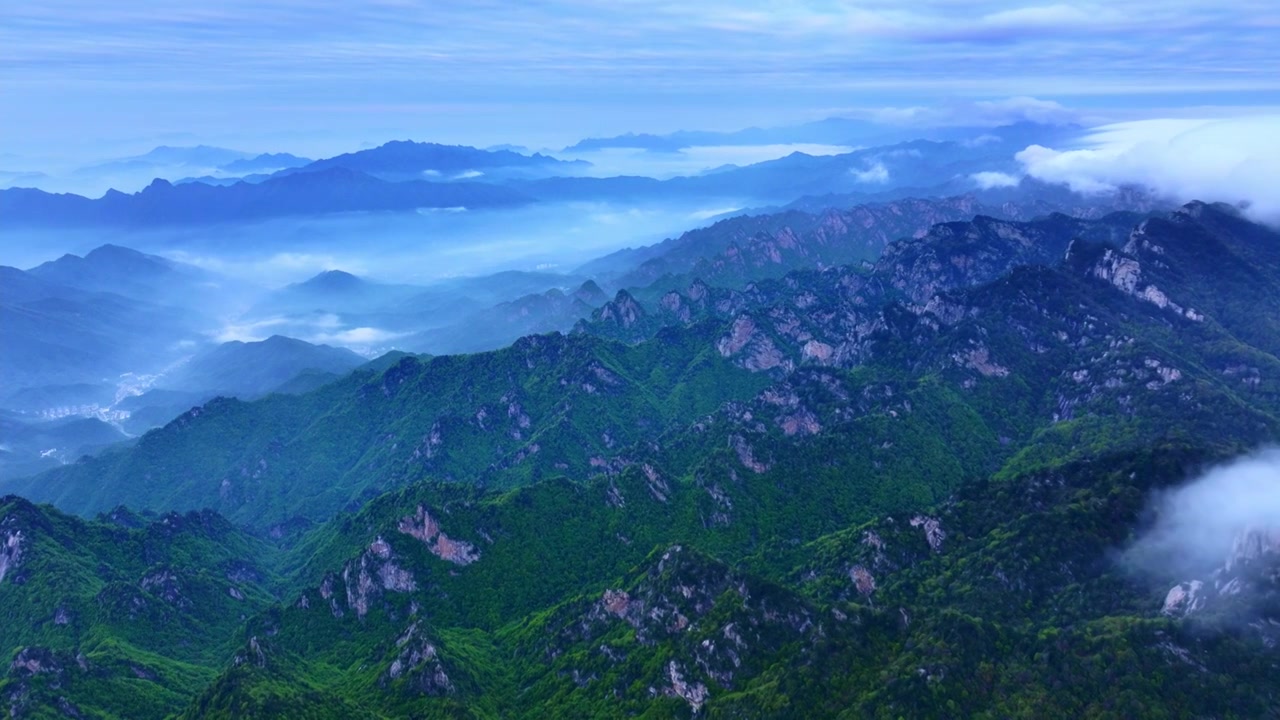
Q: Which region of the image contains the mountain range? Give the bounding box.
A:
[561,119,1082,154]
[2,200,1279,717]
[0,184,1169,483]
[0,168,532,227]
[287,140,589,182]
[0,124,1080,228]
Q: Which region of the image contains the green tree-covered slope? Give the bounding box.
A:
[3,202,1279,718]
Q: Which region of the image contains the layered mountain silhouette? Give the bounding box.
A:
[3,202,1280,717]
[0,167,532,226]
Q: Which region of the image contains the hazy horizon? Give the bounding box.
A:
[2,0,1278,432]
[3,1,1279,162]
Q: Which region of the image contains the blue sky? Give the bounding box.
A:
[2,0,1279,160]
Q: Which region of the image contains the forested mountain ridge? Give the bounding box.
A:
[581,185,1164,290]
[4,201,1280,718]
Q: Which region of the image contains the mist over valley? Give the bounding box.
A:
[2,3,1280,716]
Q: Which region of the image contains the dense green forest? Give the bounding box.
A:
[4,202,1280,718]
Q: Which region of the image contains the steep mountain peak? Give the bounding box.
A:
[218,152,312,173]
[259,334,313,348]
[297,269,364,292]
[573,279,608,304]
[84,243,170,266]
[29,243,176,282]
[275,165,377,185]
[595,289,646,329]
[153,334,366,398]
[296,140,579,179]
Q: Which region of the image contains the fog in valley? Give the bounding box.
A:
[2,106,1276,487]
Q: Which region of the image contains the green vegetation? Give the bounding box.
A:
[3,202,1280,717]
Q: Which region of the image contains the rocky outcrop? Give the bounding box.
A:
[381,622,453,696]
[140,568,190,608]
[341,538,417,618]
[716,315,758,358]
[616,191,1159,291]
[8,647,61,678]
[716,315,789,372]
[596,290,646,329]
[952,346,1009,378]
[0,529,24,584]
[1161,527,1280,643]
[910,515,946,553]
[667,661,710,712]
[5,647,89,720]
[1162,580,1205,616]
[849,565,877,598]
[601,589,631,618]
[397,505,480,566]
[1088,241,1203,321]
[233,636,267,668]
[729,435,770,474]
[642,464,670,503]
[546,546,822,705]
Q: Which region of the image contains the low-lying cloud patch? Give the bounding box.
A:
[568,144,858,179]
[851,160,889,184]
[212,313,406,355]
[867,96,1082,128]
[1017,116,1280,223]
[309,326,408,346]
[1123,448,1280,580]
[970,171,1020,189]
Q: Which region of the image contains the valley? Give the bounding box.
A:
[6,3,1280,715]
[3,184,1280,716]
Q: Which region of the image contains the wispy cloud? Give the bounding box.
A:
[851,161,890,184]
[1123,447,1280,579]
[1016,115,1280,222]
[866,97,1083,127]
[970,171,1021,189]
[1,1,1278,155]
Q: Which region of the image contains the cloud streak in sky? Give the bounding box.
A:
[1,1,1279,155]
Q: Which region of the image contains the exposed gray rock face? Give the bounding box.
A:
[233,636,267,668]
[1088,233,1204,321]
[342,538,417,619]
[729,435,770,474]
[381,622,454,696]
[850,565,877,598]
[548,546,822,704]
[1163,580,1205,616]
[1162,527,1280,643]
[910,515,946,553]
[596,290,646,328]
[667,661,710,712]
[952,346,1009,378]
[140,568,190,608]
[0,529,24,584]
[397,505,480,566]
[8,647,60,677]
[716,315,791,372]
[1225,528,1280,573]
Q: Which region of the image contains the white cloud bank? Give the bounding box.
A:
[1124,448,1280,578]
[1016,116,1280,223]
[970,171,1020,189]
[213,313,405,356]
[852,160,890,184]
[868,96,1082,128]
